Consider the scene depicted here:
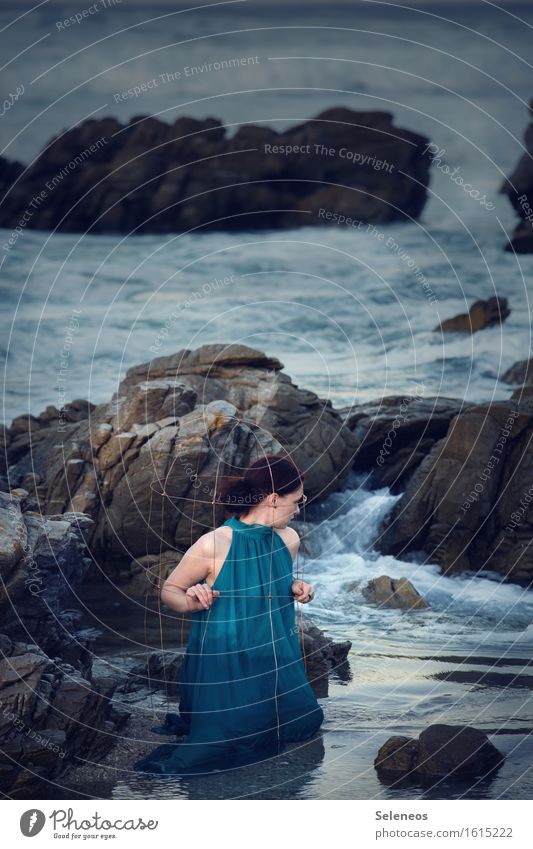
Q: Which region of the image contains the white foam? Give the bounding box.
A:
[301,479,533,647]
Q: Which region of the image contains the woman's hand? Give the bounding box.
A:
[185,583,220,612]
[292,579,316,603]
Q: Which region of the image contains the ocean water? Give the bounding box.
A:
[2,3,533,422]
[1,2,532,799]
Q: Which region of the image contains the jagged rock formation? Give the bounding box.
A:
[5,344,358,567]
[0,108,432,235]
[378,401,533,586]
[0,489,95,673]
[0,635,129,797]
[0,491,130,796]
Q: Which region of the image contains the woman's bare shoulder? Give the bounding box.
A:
[277,526,300,562]
[194,524,233,554]
[279,526,300,544]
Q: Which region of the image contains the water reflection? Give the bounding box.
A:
[114,734,326,800]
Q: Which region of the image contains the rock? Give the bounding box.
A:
[8,414,42,436]
[299,619,352,698]
[0,155,24,198]
[0,424,11,487]
[89,422,113,450]
[433,296,510,333]
[0,490,95,673]
[373,735,419,774]
[10,400,95,435]
[500,97,533,253]
[119,345,284,392]
[500,358,533,386]
[0,637,129,797]
[7,344,358,564]
[416,725,504,777]
[110,380,196,432]
[341,394,463,491]
[115,550,183,599]
[0,109,432,234]
[378,401,533,586]
[0,490,27,574]
[5,403,94,469]
[122,650,184,694]
[509,383,533,409]
[503,218,533,253]
[375,724,504,780]
[361,575,429,609]
[97,432,136,472]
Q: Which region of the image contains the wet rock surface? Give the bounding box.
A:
[0,636,129,797]
[361,575,429,610]
[378,400,533,586]
[375,724,505,781]
[0,490,96,672]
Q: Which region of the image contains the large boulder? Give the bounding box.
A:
[0,108,432,234]
[375,724,504,780]
[378,401,533,586]
[6,344,358,570]
[500,97,533,253]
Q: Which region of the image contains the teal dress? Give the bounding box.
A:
[133,515,324,775]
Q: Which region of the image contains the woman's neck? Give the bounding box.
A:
[238,514,273,527]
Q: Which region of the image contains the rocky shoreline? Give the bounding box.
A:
[1,342,532,796]
[4,342,532,586]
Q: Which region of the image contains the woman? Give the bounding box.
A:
[133,454,324,776]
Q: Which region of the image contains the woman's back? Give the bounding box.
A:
[133,516,324,776]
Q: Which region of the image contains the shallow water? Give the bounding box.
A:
[38,653,533,800]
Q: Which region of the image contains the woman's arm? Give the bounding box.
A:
[161,529,226,613]
[284,529,315,602]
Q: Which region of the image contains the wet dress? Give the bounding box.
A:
[133,515,324,775]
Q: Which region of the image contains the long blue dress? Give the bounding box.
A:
[133,515,324,775]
